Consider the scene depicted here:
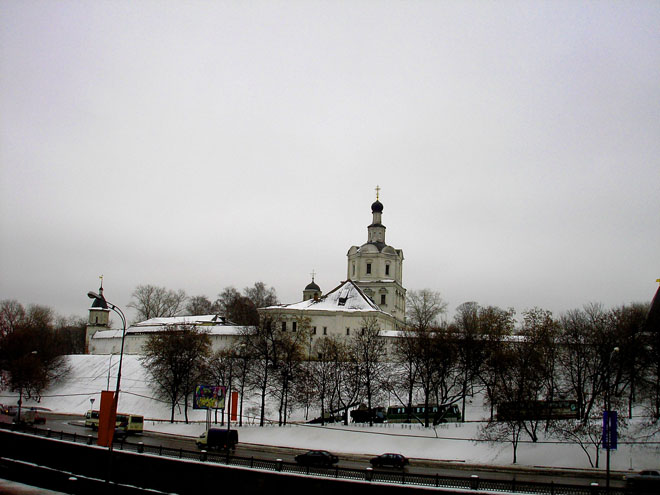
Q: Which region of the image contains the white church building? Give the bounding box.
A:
[259,192,406,350]
[85,190,407,356]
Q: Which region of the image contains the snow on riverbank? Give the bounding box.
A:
[2,355,659,471]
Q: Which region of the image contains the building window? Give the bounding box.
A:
[381,294,386,305]
[312,326,317,335]
[346,327,350,336]
[323,327,327,335]
[281,322,286,332]
[292,321,297,332]
[366,263,371,274]
[385,264,390,276]
[352,263,355,276]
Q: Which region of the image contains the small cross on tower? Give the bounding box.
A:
[375,185,381,200]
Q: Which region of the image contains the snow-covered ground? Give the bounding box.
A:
[3,355,659,472]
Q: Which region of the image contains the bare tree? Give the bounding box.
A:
[481,326,550,463]
[453,302,486,421]
[553,304,628,467]
[520,308,561,411]
[0,299,26,338]
[271,315,310,426]
[244,282,278,308]
[185,295,216,316]
[406,289,447,330]
[307,336,345,424]
[53,316,87,355]
[140,325,211,423]
[429,326,463,422]
[332,338,362,425]
[215,287,242,314]
[0,304,70,419]
[206,346,243,424]
[609,303,649,418]
[476,306,516,420]
[389,327,421,423]
[241,316,278,426]
[128,285,187,322]
[214,283,278,326]
[351,316,387,426]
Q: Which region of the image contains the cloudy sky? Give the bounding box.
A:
[1,1,658,323]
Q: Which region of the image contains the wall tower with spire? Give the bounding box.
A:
[85,278,110,353]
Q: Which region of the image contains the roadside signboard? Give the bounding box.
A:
[193,385,226,410]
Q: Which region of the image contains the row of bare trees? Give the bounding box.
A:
[138,288,657,466]
[128,282,278,325]
[397,296,657,466]
[0,300,85,409]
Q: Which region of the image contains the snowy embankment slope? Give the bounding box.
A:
[2,355,659,471]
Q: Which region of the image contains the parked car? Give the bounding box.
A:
[370,453,409,469]
[624,470,660,494]
[196,428,238,452]
[294,450,339,467]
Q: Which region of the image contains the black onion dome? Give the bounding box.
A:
[371,200,383,213]
[91,296,108,309]
[305,281,321,291]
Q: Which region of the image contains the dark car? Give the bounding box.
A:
[625,470,660,494]
[370,453,409,469]
[295,450,339,467]
[112,428,128,442]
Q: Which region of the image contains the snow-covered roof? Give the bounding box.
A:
[263,280,389,314]
[92,314,249,339]
[91,329,124,339]
[131,314,229,327]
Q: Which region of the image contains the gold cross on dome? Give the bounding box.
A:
[375,185,381,200]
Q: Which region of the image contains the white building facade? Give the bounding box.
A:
[87,312,245,355]
[85,191,406,356]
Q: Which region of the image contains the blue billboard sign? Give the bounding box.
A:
[602,410,617,450]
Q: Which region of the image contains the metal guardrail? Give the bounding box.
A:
[2,423,624,495]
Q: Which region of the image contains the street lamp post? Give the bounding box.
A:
[87,290,127,447]
[605,346,620,493]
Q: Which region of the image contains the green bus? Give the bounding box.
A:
[386,404,462,424]
[496,400,579,421]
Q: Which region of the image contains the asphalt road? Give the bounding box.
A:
[36,413,626,489]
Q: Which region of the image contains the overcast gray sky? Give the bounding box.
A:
[1,1,658,323]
